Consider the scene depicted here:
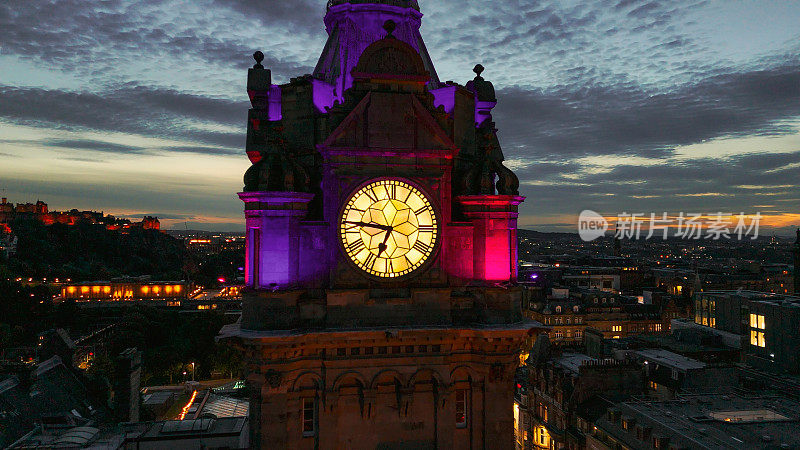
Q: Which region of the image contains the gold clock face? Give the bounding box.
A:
[340,179,438,278]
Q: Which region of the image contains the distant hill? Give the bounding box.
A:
[518,229,581,241]
[6,217,188,281]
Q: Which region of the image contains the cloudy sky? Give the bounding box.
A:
[1,0,799,233]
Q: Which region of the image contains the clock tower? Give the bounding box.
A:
[222,1,539,448]
[794,229,799,294]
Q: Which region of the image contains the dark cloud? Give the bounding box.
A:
[211,0,321,31]
[0,84,247,149]
[39,138,240,157]
[496,60,800,163]
[0,0,316,85]
[44,139,147,155]
[627,2,662,18]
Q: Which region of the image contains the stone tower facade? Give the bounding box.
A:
[794,229,799,295]
[221,1,539,448]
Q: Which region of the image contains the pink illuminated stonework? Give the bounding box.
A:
[223,1,539,449]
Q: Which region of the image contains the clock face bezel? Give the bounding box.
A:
[338,178,441,280]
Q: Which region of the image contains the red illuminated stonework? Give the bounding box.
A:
[222,2,540,448]
[0,198,159,232]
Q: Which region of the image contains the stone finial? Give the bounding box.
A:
[253,51,265,69]
[473,64,485,78]
[383,20,397,36]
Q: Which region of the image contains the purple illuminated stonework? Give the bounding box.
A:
[314,0,441,101]
[224,2,537,448]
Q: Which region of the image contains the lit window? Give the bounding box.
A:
[302,398,316,437]
[455,390,468,428]
[612,325,622,332]
[749,314,766,348]
[535,426,550,446]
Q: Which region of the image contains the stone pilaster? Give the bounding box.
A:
[458,195,525,282]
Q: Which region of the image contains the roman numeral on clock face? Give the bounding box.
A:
[364,252,378,269]
[347,239,365,254]
[414,206,428,215]
[418,225,434,233]
[413,241,431,254]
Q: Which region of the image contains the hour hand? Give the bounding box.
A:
[344,221,393,231]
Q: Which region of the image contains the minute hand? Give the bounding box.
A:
[344,221,393,231]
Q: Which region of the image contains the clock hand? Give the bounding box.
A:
[344,221,393,231]
[377,225,394,257]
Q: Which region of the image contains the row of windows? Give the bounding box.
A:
[552,331,583,339]
[335,344,442,357]
[544,317,583,325]
[300,390,469,437]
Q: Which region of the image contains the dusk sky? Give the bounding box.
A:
[1,0,799,233]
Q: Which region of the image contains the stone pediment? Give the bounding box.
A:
[321,91,455,156]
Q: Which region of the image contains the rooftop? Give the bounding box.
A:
[553,353,595,375]
[598,391,800,450]
[137,416,247,440]
[634,349,707,371]
[700,290,800,301]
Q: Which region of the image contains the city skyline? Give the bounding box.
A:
[1,0,799,233]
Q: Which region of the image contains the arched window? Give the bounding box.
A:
[555,306,562,313]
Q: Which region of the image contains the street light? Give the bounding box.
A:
[191,362,195,381]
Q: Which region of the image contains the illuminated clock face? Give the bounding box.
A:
[340,179,438,278]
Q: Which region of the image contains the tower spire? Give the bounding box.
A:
[313,0,440,99]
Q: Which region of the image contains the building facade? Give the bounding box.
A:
[515,336,643,450]
[221,1,537,448]
[526,289,666,345]
[694,289,800,375]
